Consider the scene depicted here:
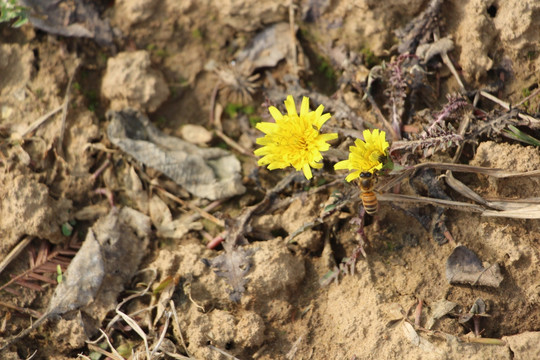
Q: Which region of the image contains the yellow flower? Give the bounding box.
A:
[334,129,389,182]
[254,95,338,179]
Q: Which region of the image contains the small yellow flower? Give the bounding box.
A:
[334,129,389,182]
[254,95,338,179]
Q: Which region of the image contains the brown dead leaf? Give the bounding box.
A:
[446,246,503,287]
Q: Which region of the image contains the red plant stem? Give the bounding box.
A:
[207,230,228,249]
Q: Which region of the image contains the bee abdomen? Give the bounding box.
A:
[361,192,378,215]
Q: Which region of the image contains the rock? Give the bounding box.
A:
[0,44,34,98]
[187,308,238,360]
[503,331,540,360]
[51,313,87,351]
[246,238,305,298]
[112,0,159,30]
[294,229,324,252]
[0,174,71,254]
[236,312,266,348]
[181,124,213,145]
[101,51,170,112]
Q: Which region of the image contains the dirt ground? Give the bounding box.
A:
[1,0,540,359]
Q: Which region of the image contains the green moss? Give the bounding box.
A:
[225,103,257,119]
[317,55,336,81]
[216,142,229,150]
[360,46,379,68]
[249,115,262,127]
[155,48,168,58]
[521,87,532,110]
[155,116,167,128]
[191,28,203,40]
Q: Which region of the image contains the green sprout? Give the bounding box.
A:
[0,0,29,27]
[56,265,63,284]
[503,125,540,147]
[61,222,73,236]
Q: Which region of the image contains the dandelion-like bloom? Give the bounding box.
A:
[334,129,389,182]
[254,95,338,180]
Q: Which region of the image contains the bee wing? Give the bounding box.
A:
[376,169,414,193]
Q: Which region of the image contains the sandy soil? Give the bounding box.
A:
[1,0,540,359]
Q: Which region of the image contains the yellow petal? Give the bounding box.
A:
[284,95,298,118]
[300,96,310,117]
[334,159,351,170]
[314,104,324,119]
[345,170,361,182]
[315,113,332,129]
[363,129,372,143]
[254,147,270,156]
[302,163,313,179]
[256,122,277,134]
[319,132,338,141]
[268,106,283,121]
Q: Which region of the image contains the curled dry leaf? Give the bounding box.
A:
[50,207,150,331]
[235,22,292,70]
[425,299,458,330]
[1,207,150,349]
[148,195,202,238]
[445,245,504,287]
[202,243,254,303]
[19,0,113,45]
[107,109,246,200]
[401,321,442,354]
[416,37,455,63]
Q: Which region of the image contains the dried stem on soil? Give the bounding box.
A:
[0,235,32,275]
[480,90,540,127]
[57,59,80,157]
[20,105,63,137]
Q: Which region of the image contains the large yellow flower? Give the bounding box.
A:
[254,95,338,179]
[334,129,389,182]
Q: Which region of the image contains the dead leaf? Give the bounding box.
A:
[396,0,443,54]
[47,225,105,315]
[445,246,503,287]
[402,321,443,354]
[416,37,454,63]
[402,321,420,346]
[20,0,113,46]
[235,22,291,70]
[52,207,150,331]
[149,195,203,238]
[107,109,246,200]
[124,166,149,214]
[425,299,458,329]
[202,242,253,303]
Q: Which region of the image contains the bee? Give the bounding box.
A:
[359,171,378,215]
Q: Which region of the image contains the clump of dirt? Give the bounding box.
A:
[0,173,71,253]
[101,50,170,112]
